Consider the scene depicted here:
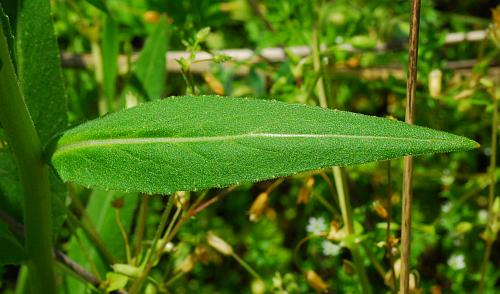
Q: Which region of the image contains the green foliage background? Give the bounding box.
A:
[1,0,499,293]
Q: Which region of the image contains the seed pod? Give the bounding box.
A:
[249,192,269,222]
[207,231,233,256]
[305,270,328,293]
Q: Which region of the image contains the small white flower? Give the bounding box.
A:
[306,217,327,235]
[448,254,466,270]
[322,241,341,256]
[441,202,452,213]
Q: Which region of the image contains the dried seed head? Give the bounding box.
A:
[305,270,328,293]
[203,73,225,95]
[249,192,269,222]
[428,69,442,98]
[195,245,209,264]
[327,221,347,241]
[178,254,197,273]
[297,177,314,204]
[372,200,388,219]
[207,231,233,256]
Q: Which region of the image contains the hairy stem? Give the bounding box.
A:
[0,23,56,293]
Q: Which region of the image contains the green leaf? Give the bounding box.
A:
[0,3,15,67]
[0,221,26,265]
[51,95,478,195]
[16,0,67,144]
[66,189,137,293]
[132,16,169,101]
[85,0,110,14]
[12,0,68,236]
[102,15,119,101]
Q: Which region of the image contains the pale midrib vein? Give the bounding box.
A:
[54,133,449,155]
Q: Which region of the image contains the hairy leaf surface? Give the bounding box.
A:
[16,0,67,144]
[51,95,478,194]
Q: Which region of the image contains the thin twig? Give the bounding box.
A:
[400,0,421,293]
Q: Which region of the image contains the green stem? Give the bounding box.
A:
[479,85,498,293]
[309,4,371,291]
[0,23,56,294]
[333,168,371,294]
[232,253,263,281]
[129,195,175,294]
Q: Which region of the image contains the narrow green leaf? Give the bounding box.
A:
[0,3,15,67]
[0,222,26,265]
[66,189,137,293]
[132,16,169,101]
[51,95,478,195]
[16,0,68,144]
[85,0,110,14]
[14,0,68,236]
[102,15,119,101]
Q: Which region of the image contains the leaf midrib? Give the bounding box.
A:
[55,132,449,155]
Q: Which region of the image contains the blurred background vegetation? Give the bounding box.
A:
[2,0,500,293]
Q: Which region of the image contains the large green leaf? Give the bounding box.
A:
[51,95,478,194]
[6,0,68,237]
[16,0,67,144]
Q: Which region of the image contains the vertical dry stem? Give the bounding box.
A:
[400,0,421,293]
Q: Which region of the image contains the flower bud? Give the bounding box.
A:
[249,192,269,222]
[196,27,211,43]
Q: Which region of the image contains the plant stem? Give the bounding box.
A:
[129,195,175,294]
[311,3,370,292]
[479,85,498,293]
[400,0,421,293]
[0,23,56,294]
[232,253,263,281]
[115,208,132,264]
[133,194,150,260]
[333,168,371,294]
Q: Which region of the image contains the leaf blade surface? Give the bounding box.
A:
[51,95,478,194]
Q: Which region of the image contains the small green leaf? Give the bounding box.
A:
[132,16,169,101]
[51,95,478,195]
